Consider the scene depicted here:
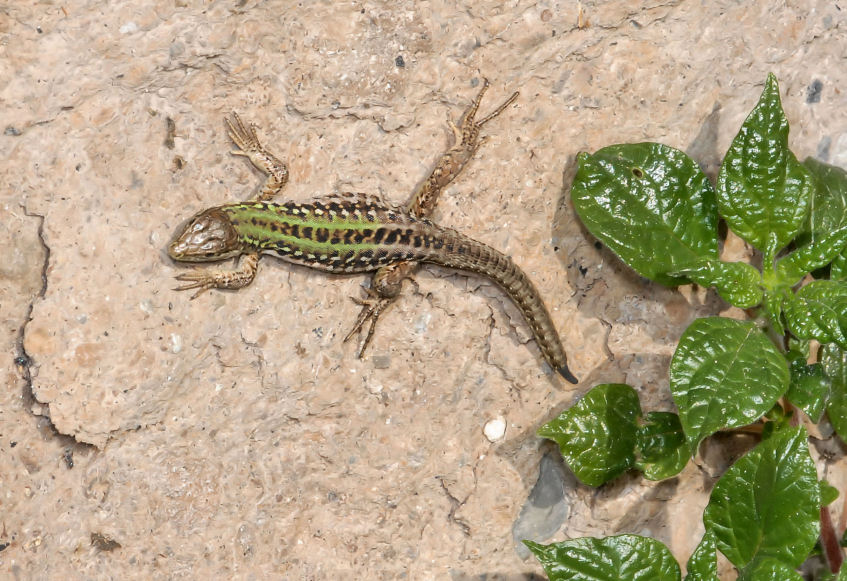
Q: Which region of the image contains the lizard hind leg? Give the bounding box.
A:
[456,78,519,152]
[348,81,521,357]
[225,112,289,202]
[343,261,418,357]
[409,80,519,217]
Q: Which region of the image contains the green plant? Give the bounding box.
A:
[527,74,847,580]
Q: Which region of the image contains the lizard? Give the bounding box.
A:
[167,81,578,383]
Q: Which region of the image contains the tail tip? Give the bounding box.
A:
[558,365,578,384]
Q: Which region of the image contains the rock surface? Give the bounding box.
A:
[2,1,846,578]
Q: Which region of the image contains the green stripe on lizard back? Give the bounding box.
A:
[221,197,428,273]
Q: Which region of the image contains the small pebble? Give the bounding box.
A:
[483,415,507,442]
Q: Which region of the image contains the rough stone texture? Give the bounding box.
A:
[2,1,846,578]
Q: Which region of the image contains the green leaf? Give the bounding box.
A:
[783,280,847,349]
[670,317,790,453]
[832,252,847,281]
[716,74,813,261]
[539,387,687,484]
[738,558,803,581]
[762,290,787,335]
[684,530,718,581]
[538,384,640,486]
[635,412,688,480]
[572,143,718,285]
[703,426,820,569]
[787,337,810,361]
[786,359,830,422]
[821,479,839,506]
[524,535,681,581]
[800,155,847,282]
[671,259,763,308]
[800,157,847,244]
[822,343,847,440]
[776,225,847,285]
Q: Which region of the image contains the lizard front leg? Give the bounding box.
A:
[226,112,289,202]
[173,113,288,296]
[173,252,260,299]
[346,80,519,357]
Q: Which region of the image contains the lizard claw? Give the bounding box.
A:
[173,271,217,299]
[225,112,262,155]
[343,287,394,357]
[171,284,212,300]
[343,289,378,343]
[223,113,288,201]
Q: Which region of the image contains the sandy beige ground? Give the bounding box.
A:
[2,1,847,579]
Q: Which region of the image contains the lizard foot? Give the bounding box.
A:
[173,271,220,299]
[225,112,263,156]
[343,287,395,357]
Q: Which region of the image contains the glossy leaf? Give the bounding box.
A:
[572,143,718,285]
[786,337,810,362]
[822,343,847,440]
[703,426,820,569]
[635,412,688,481]
[524,535,681,581]
[800,157,847,244]
[738,558,803,581]
[684,530,718,581]
[670,317,789,453]
[538,384,639,486]
[832,252,847,281]
[776,225,847,286]
[762,290,787,336]
[783,280,847,349]
[800,156,847,284]
[671,259,763,308]
[716,74,813,261]
[786,359,830,422]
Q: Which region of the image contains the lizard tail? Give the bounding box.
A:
[416,224,577,384]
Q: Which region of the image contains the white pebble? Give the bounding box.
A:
[483,416,507,442]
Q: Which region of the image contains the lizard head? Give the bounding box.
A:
[168,207,242,262]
